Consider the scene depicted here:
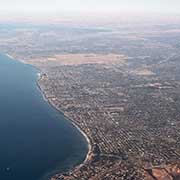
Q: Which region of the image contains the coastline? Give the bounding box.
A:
[37,73,92,172]
[5,53,15,60]
[5,52,92,179]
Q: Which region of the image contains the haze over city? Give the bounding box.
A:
[0,0,180,180]
[0,0,180,20]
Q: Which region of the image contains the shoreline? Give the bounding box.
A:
[5,53,92,179]
[37,73,92,173]
[5,53,15,60]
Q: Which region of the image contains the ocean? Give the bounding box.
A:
[0,54,87,180]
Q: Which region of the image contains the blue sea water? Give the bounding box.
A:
[0,54,87,180]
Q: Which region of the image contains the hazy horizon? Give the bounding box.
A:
[0,0,180,23]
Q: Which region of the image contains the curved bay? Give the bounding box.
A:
[0,54,87,180]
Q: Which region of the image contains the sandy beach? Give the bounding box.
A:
[5,53,15,60]
[5,53,92,179]
[37,72,92,176]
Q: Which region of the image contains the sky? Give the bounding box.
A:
[0,0,180,21]
[0,0,180,14]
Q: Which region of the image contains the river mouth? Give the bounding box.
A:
[0,54,88,180]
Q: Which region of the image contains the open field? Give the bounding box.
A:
[26,53,128,66]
